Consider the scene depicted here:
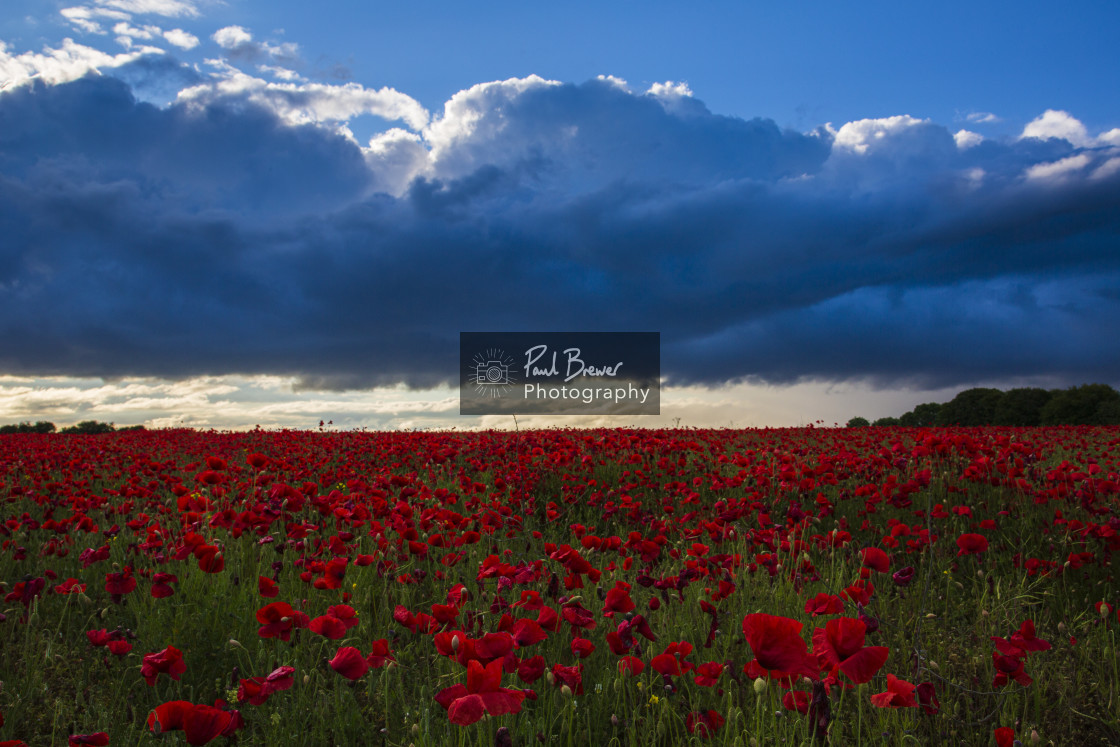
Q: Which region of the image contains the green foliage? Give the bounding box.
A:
[872,416,900,426]
[1040,383,1120,425]
[0,421,57,434]
[992,387,1054,426]
[59,420,116,434]
[846,416,870,427]
[899,402,941,427]
[935,387,1005,426]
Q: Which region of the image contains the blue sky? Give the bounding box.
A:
[1,0,1118,429]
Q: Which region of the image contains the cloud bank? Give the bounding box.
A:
[2,37,1119,394]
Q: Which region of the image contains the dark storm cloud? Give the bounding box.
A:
[1,74,1119,390]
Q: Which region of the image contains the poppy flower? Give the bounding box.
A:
[238,666,295,705]
[258,576,279,598]
[330,646,370,680]
[782,690,810,714]
[54,578,86,595]
[891,566,915,587]
[956,533,988,556]
[151,573,177,599]
[651,641,695,678]
[517,655,545,683]
[68,734,108,746]
[367,639,395,668]
[148,701,239,746]
[602,586,635,618]
[991,653,1032,688]
[549,663,584,695]
[812,617,889,685]
[870,674,917,708]
[617,656,644,677]
[256,602,310,641]
[994,727,1015,747]
[434,659,526,725]
[246,453,270,470]
[104,569,136,601]
[141,646,187,686]
[570,637,595,658]
[510,619,548,648]
[804,593,844,616]
[693,662,724,687]
[685,710,724,738]
[742,614,818,680]
[916,681,940,715]
[860,547,890,573]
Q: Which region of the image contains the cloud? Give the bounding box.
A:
[1,72,1119,395]
[211,25,299,66]
[176,69,430,132]
[1021,109,1093,147]
[0,37,155,89]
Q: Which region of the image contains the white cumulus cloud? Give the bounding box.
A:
[832,115,928,155]
[1021,109,1092,147]
[1024,153,1091,181]
[0,37,155,90]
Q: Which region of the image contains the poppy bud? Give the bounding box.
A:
[228,639,243,649]
[412,724,419,736]
[451,635,460,652]
[303,674,311,685]
[753,677,767,695]
[561,684,572,698]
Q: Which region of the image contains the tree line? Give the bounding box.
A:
[848,383,1120,428]
[0,420,145,434]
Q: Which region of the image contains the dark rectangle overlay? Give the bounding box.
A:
[460,332,660,415]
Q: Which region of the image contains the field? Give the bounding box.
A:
[1,426,1118,746]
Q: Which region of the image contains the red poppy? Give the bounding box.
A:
[685,710,725,739]
[256,602,310,641]
[258,576,279,598]
[434,659,526,725]
[891,566,915,587]
[570,637,595,658]
[517,655,545,683]
[742,614,818,679]
[54,578,86,595]
[860,547,890,573]
[650,641,694,678]
[510,619,548,648]
[994,727,1015,747]
[246,453,270,470]
[693,662,724,687]
[602,586,635,618]
[238,666,295,705]
[68,734,109,746]
[148,701,239,746]
[549,663,584,695]
[782,690,810,714]
[870,674,917,708]
[956,533,988,556]
[330,646,370,680]
[617,656,644,677]
[367,639,395,668]
[991,653,1032,688]
[104,569,136,600]
[141,646,187,686]
[812,617,889,685]
[804,593,844,616]
[151,572,177,599]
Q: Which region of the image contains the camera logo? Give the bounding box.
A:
[470,348,516,398]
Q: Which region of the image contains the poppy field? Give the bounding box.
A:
[1,425,1118,746]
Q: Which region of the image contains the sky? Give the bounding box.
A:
[1,0,1118,430]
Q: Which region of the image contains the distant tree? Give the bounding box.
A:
[1040,384,1120,425]
[899,403,941,426]
[992,388,1053,426]
[0,421,57,434]
[935,388,1005,426]
[60,420,116,434]
[846,416,870,427]
[873,416,901,426]
[118,424,146,431]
